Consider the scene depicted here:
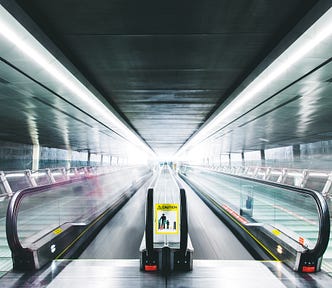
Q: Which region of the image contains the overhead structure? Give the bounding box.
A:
[0,1,331,160]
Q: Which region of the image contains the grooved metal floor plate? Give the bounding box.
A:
[2,259,331,288]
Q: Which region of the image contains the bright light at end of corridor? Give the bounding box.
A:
[126,145,151,165]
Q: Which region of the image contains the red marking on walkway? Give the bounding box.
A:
[302,266,315,273]
[222,204,249,224]
[145,265,158,271]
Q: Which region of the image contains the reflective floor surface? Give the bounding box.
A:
[1,259,331,288]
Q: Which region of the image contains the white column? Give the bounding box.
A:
[32,144,40,171]
[66,149,72,169]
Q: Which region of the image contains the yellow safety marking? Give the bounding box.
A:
[156,204,178,210]
[272,229,281,236]
[55,207,112,259]
[53,228,63,235]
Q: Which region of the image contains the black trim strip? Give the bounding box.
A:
[145,188,154,258]
[179,188,188,254]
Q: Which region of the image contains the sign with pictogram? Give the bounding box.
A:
[155,203,179,234]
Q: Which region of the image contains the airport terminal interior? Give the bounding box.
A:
[0,0,332,287]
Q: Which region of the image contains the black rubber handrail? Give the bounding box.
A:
[145,188,154,258]
[182,165,330,260]
[6,167,143,254]
[6,178,85,254]
[145,187,189,255]
[179,188,188,254]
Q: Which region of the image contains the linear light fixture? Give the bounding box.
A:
[0,4,154,157]
[5,173,26,178]
[177,6,332,157]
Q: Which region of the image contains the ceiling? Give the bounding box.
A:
[0,0,331,158]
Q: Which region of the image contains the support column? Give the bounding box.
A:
[66,149,72,170]
[87,150,91,166]
[293,144,301,162]
[228,153,231,168]
[260,149,265,167]
[32,144,40,171]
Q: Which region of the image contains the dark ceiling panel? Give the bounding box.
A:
[60,34,264,70]
[9,0,321,155]
[16,0,317,35]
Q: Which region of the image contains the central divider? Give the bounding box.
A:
[140,164,193,272]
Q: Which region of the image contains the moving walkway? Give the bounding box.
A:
[0,164,331,287]
[140,164,193,272]
[5,165,152,270]
[179,165,331,273]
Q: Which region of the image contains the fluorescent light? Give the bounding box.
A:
[0,5,154,158]
[177,7,332,155]
[51,172,63,176]
[270,171,282,175]
[308,172,329,178]
[5,173,25,178]
[31,171,46,177]
[259,138,269,142]
[287,172,302,177]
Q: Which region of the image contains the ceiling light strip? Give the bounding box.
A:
[0,4,153,156]
[178,7,332,155]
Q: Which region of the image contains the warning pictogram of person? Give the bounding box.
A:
[158,213,167,229]
[155,203,179,234]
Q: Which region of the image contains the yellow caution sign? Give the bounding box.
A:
[53,227,63,235]
[272,229,281,236]
[155,203,179,234]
